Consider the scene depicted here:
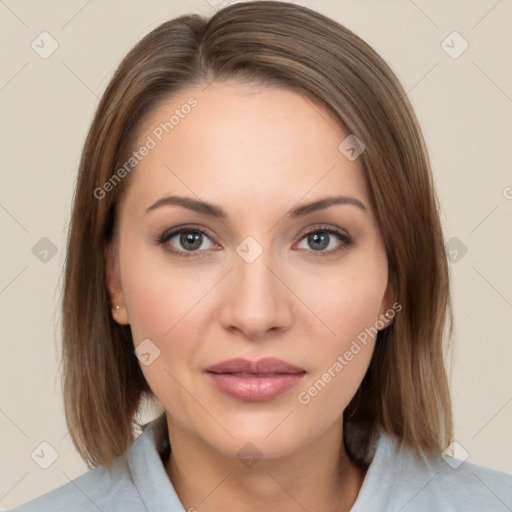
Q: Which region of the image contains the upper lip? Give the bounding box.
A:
[204,357,305,374]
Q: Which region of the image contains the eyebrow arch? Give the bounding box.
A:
[145,194,368,218]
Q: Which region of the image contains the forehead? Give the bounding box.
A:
[122,81,371,217]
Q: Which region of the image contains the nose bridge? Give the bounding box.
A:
[237,242,276,295]
[220,236,291,338]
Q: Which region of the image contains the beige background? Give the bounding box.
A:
[1,0,511,509]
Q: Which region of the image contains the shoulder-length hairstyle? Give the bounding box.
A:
[62,0,453,468]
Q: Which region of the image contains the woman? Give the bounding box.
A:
[10,1,512,511]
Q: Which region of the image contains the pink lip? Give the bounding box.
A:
[204,357,306,402]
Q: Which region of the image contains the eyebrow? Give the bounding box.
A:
[145,194,368,218]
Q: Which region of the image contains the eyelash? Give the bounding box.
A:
[156,224,353,259]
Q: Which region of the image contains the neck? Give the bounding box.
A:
[164,416,367,512]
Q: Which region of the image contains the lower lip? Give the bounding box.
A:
[205,372,306,401]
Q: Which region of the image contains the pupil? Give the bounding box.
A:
[309,232,328,251]
[181,232,202,251]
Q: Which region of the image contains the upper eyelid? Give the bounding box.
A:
[161,224,218,242]
[161,223,349,237]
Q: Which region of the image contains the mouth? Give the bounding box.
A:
[204,357,305,375]
[203,357,306,402]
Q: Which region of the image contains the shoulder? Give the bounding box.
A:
[426,454,512,510]
[7,417,178,512]
[7,454,138,512]
[7,460,131,511]
[353,427,512,511]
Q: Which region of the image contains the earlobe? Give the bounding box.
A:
[105,243,130,325]
[111,303,129,325]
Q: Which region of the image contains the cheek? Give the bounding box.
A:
[294,302,378,428]
[119,240,205,342]
[291,268,385,411]
[122,272,173,345]
[294,265,386,351]
[119,251,200,412]
[118,244,212,390]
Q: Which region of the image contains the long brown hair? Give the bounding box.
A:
[61,0,453,468]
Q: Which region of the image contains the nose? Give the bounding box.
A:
[218,245,293,341]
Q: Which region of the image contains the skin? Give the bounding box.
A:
[106,81,396,512]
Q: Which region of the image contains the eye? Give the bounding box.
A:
[156,223,352,259]
[157,225,218,258]
[295,225,352,255]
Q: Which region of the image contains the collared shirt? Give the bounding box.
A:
[9,418,512,511]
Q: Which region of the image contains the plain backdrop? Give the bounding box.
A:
[1,0,511,509]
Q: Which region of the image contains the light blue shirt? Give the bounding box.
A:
[9,418,512,511]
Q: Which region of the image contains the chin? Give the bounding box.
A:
[196,416,314,461]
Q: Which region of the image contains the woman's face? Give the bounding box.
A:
[107,80,395,459]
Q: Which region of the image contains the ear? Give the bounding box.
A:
[105,241,130,325]
[377,270,398,331]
